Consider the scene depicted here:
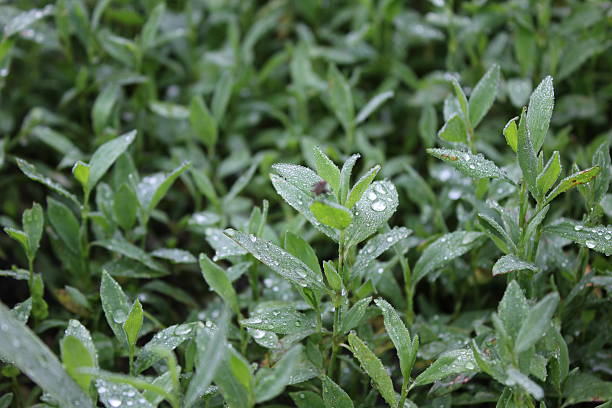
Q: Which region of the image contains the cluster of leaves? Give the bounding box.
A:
[0,1,611,408]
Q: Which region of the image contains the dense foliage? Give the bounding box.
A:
[0,1,611,407]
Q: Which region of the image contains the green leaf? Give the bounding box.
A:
[339,154,360,203]
[348,332,397,407]
[526,76,554,152]
[64,319,98,368]
[498,280,529,339]
[71,160,90,188]
[149,101,189,119]
[4,228,29,255]
[412,231,484,286]
[478,212,518,254]
[0,302,93,408]
[0,393,12,408]
[413,349,478,386]
[214,345,254,408]
[451,79,469,121]
[503,116,518,152]
[100,270,131,347]
[47,197,81,255]
[135,323,197,373]
[469,64,500,127]
[225,229,326,291]
[61,335,94,391]
[184,311,229,408]
[322,376,354,408]
[515,292,560,353]
[323,261,342,292]
[312,146,341,193]
[240,305,315,335]
[592,141,611,203]
[345,165,381,209]
[418,105,437,147]
[291,391,325,408]
[254,345,302,403]
[492,254,538,276]
[516,108,538,196]
[95,237,165,273]
[212,71,234,122]
[327,64,354,134]
[427,148,508,181]
[123,299,143,349]
[199,254,239,314]
[344,181,399,248]
[562,373,612,406]
[546,222,611,255]
[22,202,44,261]
[353,227,412,274]
[356,91,394,124]
[136,161,191,216]
[544,166,600,205]
[310,200,353,230]
[95,378,154,408]
[506,367,544,400]
[15,158,79,204]
[437,113,467,143]
[340,297,371,334]
[536,151,561,198]
[375,298,416,379]
[3,6,55,37]
[113,183,138,231]
[151,248,196,264]
[284,232,321,276]
[88,130,136,191]
[92,83,119,135]
[270,164,338,241]
[189,95,217,149]
[140,2,165,50]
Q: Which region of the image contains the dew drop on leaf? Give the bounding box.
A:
[371,201,386,212]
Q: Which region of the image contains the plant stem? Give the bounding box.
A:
[398,377,410,408]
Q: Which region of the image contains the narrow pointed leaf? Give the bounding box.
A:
[375,298,414,379]
[544,166,600,205]
[348,332,397,407]
[310,200,353,230]
[526,76,554,152]
[88,130,136,191]
[199,254,239,314]
[427,148,508,181]
[469,64,500,126]
[515,292,560,353]
[225,229,326,291]
[345,165,381,209]
[0,302,93,408]
[312,146,341,193]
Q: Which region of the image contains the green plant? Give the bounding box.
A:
[0,1,611,408]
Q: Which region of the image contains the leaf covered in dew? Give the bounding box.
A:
[2,2,610,406]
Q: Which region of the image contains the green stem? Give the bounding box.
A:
[327,306,341,380]
[398,377,410,408]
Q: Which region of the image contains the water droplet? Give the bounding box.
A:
[0,68,8,77]
[109,399,122,407]
[249,234,257,242]
[574,225,583,231]
[386,236,394,242]
[174,325,192,335]
[448,188,462,200]
[605,234,611,240]
[585,240,596,249]
[250,317,263,324]
[113,310,127,324]
[252,329,266,339]
[469,164,476,170]
[465,362,475,370]
[371,201,386,212]
[367,191,377,200]
[205,320,213,328]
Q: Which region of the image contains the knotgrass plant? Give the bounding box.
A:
[0,1,610,408]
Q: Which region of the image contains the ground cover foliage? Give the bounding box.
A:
[0,0,611,407]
